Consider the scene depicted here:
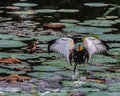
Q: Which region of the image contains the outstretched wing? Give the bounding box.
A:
[83,37,109,60]
[48,37,75,63]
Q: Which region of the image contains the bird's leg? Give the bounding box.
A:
[72,63,78,80]
[69,50,74,66]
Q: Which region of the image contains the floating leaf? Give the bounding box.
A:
[62,25,113,34]
[33,65,63,72]
[36,9,57,13]
[98,34,120,41]
[13,3,38,7]
[0,74,31,83]
[7,10,36,15]
[59,19,80,23]
[0,34,18,40]
[28,72,55,78]
[74,87,100,92]
[57,9,79,13]
[0,58,21,64]
[11,53,39,60]
[89,55,117,64]
[88,92,120,96]
[0,40,25,48]
[108,83,120,92]
[33,35,60,42]
[84,3,108,7]
[79,19,116,27]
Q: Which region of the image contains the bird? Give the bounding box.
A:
[48,36,109,73]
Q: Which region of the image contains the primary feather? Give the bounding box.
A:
[83,37,109,61]
[48,37,75,63]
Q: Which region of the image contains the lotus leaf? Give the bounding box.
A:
[98,34,120,41]
[62,25,113,34]
[79,19,116,27]
[28,72,55,78]
[13,3,38,7]
[13,37,33,42]
[0,52,10,58]
[59,19,80,23]
[7,10,36,15]
[37,53,62,58]
[109,43,120,48]
[0,40,25,48]
[62,81,74,87]
[83,82,108,89]
[74,87,100,92]
[42,59,72,69]
[11,53,40,60]
[94,72,120,78]
[33,35,60,42]
[89,55,117,64]
[33,65,63,72]
[40,92,67,96]
[57,9,79,13]
[108,83,120,92]
[79,65,106,71]
[88,92,120,96]
[84,3,108,7]
[36,9,57,13]
[0,34,18,40]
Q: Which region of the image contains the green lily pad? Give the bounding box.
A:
[98,34,120,41]
[88,92,120,96]
[0,10,3,13]
[40,92,67,96]
[84,3,108,7]
[109,43,120,48]
[108,83,120,92]
[62,25,113,34]
[79,19,116,27]
[13,37,33,42]
[7,10,36,15]
[108,50,120,56]
[57,9,79,13]
[13,3,38,7]
[33,65,63,72]
[0,34,18,40]
[42,59,72,69]
[0,52,11,58]
[28,72,55,78]
[11,53,40,60]
[62,81,74,87]
[94,72,120,78]
[89,55,117,64]
[59,19,80,23]
[36,9,57,13]
[37,53,63,58]
[74,87,100,92]
[0,40,25,48]
[83,82,108,89]
[33,35,60,42]
[79,65,106,71]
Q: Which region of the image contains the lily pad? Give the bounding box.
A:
[88,92,120,96]
[98,34,120,41]
[7,10,36,15]
[0,34,18,40]
[79,65,106,71]
[33,65,63,72]
[0,52,11,58]
[13,37,33,42]
[40,92,67,96]
[0,40,25,48]
[84,3,108,7]
[11,53,40,60]
[108,82,120,92]
[57,9,79,13]
[33,35,60,42]
[74,87,100,92]
[36,9,57,13]
[13,3,38,7]
[62,25,113,34]
[59,19,80,23]
[89,55,117,64]
[79,19,116,27]
[28,72,55,78]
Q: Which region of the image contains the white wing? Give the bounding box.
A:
[48,37,75,63]
[83,37,109,60]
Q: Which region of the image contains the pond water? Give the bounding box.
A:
[0,0,120,96]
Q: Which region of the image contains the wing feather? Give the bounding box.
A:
[83,37,109,60]
[48,37,75,62]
